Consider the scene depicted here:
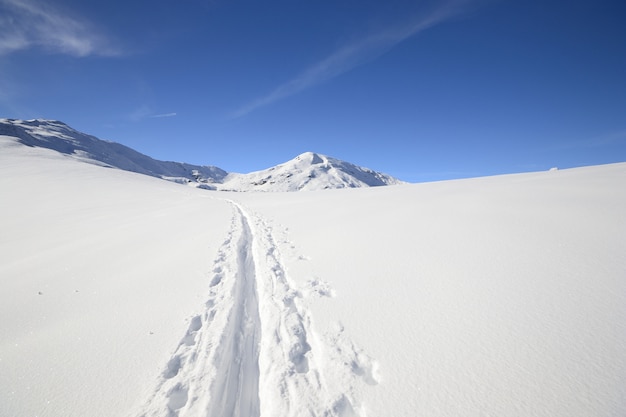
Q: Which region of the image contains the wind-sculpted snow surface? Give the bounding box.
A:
[130,201,376,417]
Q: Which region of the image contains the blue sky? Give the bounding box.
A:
[1,0,625,182]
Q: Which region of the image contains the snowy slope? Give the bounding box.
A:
[232,166,626,417]
[0,136,232,417]
[0,118,228,184]
[221,151,405,191]
[1,135,626,417]
[0,119,403,191]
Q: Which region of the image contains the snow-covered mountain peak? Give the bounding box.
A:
[294,151,325,165]
[0,118,405,191]
[222,151,405,192]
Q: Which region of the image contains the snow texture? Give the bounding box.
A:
[1,132,626,417]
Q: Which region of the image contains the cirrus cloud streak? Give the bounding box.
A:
[231,0,470,118]
[0,0,120,57]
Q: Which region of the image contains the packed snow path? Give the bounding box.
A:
[131,200,377,417]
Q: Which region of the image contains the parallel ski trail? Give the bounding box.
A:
[130,199,376,417]
[130,204,261,417]
[237,202,374,416]
[206,205,261,417]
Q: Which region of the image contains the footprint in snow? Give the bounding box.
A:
[181,315,202,346]
[306,279,336,298]
[164,355,182,379]
[328,322,380,386]
[166,383,188,412]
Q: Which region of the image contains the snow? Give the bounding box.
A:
[0,118,228,183]
[0,119,403,191]
[220,152,405,191]
[1,134,626,417]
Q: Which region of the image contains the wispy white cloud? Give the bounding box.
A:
[129,105,152,122]
[231,0,470,118]
[150,112,177,118]
[129,106,177,121]
[0,0,120,57]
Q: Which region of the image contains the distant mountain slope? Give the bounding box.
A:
[0,118,404,191]
[0,118,227,185]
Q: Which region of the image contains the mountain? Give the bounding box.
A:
[0,118,404,191]
[0,118,228,186]
[222,151,405,191]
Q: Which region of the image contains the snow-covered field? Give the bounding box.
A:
[1,135,626,417]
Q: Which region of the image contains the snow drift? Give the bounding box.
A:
[1,134,625,417]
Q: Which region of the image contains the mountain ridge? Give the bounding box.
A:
[0,118,405,191]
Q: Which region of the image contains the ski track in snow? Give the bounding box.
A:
[130,200,377,417]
